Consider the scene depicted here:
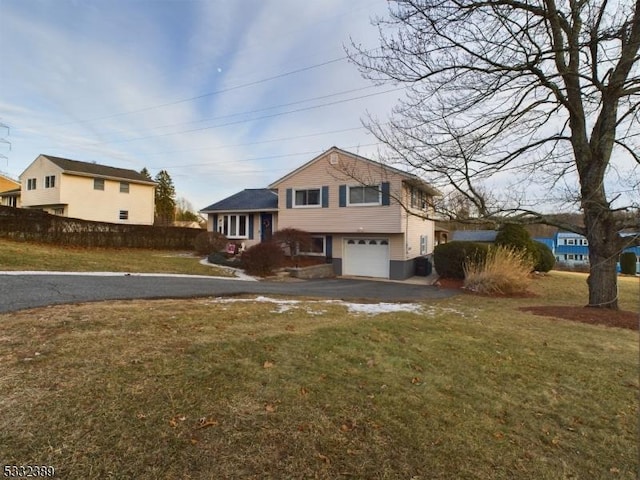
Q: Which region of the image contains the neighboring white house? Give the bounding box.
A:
[19,155,156,225]
[201,147,440,280]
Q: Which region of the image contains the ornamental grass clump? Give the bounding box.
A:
[463,245,534,295]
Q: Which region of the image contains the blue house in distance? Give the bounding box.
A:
[537,231,640,273]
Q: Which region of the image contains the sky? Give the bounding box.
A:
[1,0,636,216]
[0,0,396,211]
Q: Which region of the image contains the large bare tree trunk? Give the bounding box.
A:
[583,206,620,309]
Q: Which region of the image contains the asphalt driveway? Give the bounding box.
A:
[0,272,458,313]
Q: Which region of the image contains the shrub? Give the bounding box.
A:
[620,252,638,275]
[463,245,534,295]
[241,242,285,276]
[433,241,490,279]
[207,252,241,268]
[531,241,556,272]
[271,228,313,260]
[193,231,228,255]
[495,223,533,251]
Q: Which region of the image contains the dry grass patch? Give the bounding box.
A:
[0,278,638,479]
[463,245,534,295]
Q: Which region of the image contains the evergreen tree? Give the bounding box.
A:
[154,170,176,226]
[140,167,152,181]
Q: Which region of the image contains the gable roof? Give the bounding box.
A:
[41,155,156,185]
[200,188,278,213]
[268,146,440,196]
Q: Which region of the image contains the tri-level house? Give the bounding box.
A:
[201,147,440,279]
[19,155,156,225]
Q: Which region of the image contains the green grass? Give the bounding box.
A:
[0,238,233,276]
[0,272,637,479]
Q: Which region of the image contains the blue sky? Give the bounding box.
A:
[0,0,395,210]
[1,0,636,215]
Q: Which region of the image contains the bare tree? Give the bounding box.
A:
[350,0,640,309]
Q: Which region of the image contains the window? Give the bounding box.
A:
[411,188,429,210]
[119,210,129,220]
[221,214,248,238]
[348,185,380,205]
[44,175,55,188]
[120,182,130,193]
[7,197,17,207]
[294,188,321,207]
[27,178,37,190]
[567,239,575,245]
[94,178,105,190]
[53,208,64,215]
[298,236,325,256]
[420,235,428,255]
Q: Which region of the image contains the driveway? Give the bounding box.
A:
[0,272,458,313]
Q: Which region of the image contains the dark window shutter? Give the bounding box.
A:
[286,188,292,209]
[381,182,390,206]
[325,235,332,258]
[339,185,346,207]
[248,214,254,240]
[322,186,329,208]
[212,214,218,232]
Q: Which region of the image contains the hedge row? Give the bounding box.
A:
[0,206,202,249]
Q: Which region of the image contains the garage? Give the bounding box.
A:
[343,238,390,278]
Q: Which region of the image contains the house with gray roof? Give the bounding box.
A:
[201,189,278,244]
[19,154,157,224]
[201,147,440,280]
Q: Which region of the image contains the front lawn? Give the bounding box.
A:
[0,272,637,479]
[0,238,233,277]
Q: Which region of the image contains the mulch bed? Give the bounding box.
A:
[436,277,638,331]
[520,306,639,331]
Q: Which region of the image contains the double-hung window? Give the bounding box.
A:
[221,214,248,239]
[294,188,321,207]
[120,182,130,193]
[348,185,380,205]
[44,175,55,188]
[27,178,37,190]
[94,178,105,190]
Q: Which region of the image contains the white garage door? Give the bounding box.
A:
[343,238,390,278]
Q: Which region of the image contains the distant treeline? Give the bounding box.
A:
[0,206,202,249]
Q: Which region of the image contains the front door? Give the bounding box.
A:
[260,213,273,242]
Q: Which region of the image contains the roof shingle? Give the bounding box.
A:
[42,155,155,184]
[200,189,278,212]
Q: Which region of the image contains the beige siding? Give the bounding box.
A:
[275,150,405,234]
[404,209,435,259]
[20,155,155,224]
[60,174,155,224]
[20,156,65,207]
